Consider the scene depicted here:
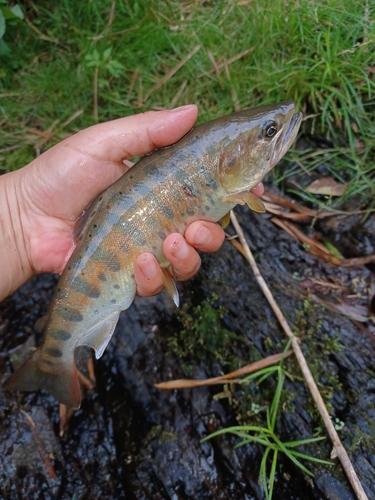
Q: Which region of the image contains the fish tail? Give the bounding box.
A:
[3,348,81,409]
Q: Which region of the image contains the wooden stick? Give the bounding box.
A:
[229,210,368,500]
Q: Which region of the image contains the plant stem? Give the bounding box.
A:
[93,67,99,121]
[230,210,369,500]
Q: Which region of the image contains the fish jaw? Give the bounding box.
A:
[270,104,303,168]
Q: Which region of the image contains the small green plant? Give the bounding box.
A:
[85,46,125,120]
[203,350,333,500]
[0,1,23,55]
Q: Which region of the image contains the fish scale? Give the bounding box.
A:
[4,102,302,408]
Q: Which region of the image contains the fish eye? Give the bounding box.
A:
[262,120,278,139]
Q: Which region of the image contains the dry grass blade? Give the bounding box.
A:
[339,254,375,267]
[144,45,201,101]
[263,202,312,221]
[170,80,188,108]
[198,48,253,78]
[271,215,375,268]
[229,210,369,500]
[156,351,292,389]
[20,409,57,480]
[61,109,84,128]
[271,217,341,264]
[262,192,373,218]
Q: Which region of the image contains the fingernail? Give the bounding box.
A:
[141,255,158,279]
[173,238,190,259]
[194,226,211,246]
[170,104,196,113]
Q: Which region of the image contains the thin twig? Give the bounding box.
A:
[198,48,253,78]
[20,409,57,480]
[229,210,368,500]
[144,45,201,101]
[93,67,99,121]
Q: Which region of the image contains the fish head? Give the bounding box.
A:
[219,101,303,194]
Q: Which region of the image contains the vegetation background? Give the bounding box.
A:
[0,0,374,208]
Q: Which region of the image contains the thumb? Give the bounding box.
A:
[21,105,198,220]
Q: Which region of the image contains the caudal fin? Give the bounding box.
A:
[3,348,81,409]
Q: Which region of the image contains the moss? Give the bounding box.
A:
[167,293,246,374]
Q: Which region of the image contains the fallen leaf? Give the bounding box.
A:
[306,177,347,197]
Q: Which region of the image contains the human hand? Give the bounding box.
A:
[0,105,263,301]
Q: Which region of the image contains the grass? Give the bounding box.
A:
[203,349,333,500]
[0,0,374,204]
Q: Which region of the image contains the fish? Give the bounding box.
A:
[3,101,302,409]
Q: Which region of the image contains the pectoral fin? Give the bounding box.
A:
[77,312,120,359]
[222,191,266,213]
[161,267,179,307]
[221,212,231,228]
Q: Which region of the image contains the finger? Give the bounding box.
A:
[163,233,201,281]
[134,253,164,297]
[184,221,225,252]
[251,182,264,198]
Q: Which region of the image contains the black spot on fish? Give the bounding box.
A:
[114,284,120,290]
[71,277,101,298]
[158,232,167,240]
[57,306,83,322]
[152,245,157,250]
[50,329,72,341]
[186,207,195,216]
[45,347,63,358]
[111,299,117,304]
[133,228,147,246]
[205,205,210,211]
[160,205,174,220]
[131,273,135,279]
[98,273,106,281]
[94,224,97,228]
[99,197,103,201]
[107,255,121,272]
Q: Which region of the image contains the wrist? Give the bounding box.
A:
[0,171,33,301]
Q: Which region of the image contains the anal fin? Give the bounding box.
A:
[77,312,120,359]
[161,267,179,307]
[222,191,266,213]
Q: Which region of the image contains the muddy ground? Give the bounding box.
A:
[0,198,375,500]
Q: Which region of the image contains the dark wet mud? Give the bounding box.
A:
[1,202,375,500]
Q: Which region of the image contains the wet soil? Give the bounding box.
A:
[1,202,375,500]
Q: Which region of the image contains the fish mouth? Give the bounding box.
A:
[271,108,303,168]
